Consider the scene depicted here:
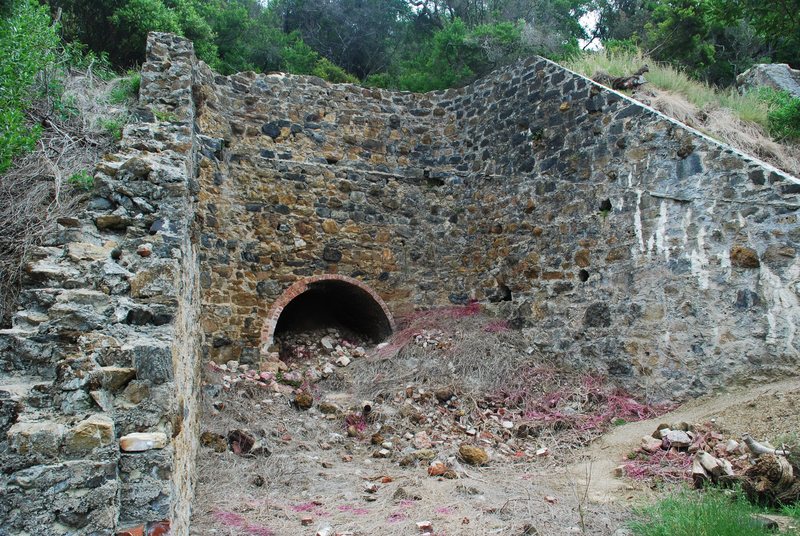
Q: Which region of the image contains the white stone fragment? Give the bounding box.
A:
[665,430,692,448]
[119,432,168,452]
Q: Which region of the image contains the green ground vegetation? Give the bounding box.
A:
[630,487,800,536]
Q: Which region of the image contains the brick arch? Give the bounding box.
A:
[260,274,396,354]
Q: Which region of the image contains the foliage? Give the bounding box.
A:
[0,0,59,172]
[782,502,800,520]
[396,18,476,92]
[628,487,780,536]
[51,0,221,67]
[757,89,800,142]
[387,18,529,92]
[108,0,181,65]
[67,170,93,190]
[100,117,125,141]
[594,0,788,85]
[109,71,141,104]
[14,0,800,98]
[273,0,411,79]
[710,0,800,67]
[280,32,358,83]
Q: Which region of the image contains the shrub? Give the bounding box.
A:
[100,118,126,141]
[281,33,358,84]
[311,57,358,84]
[757,88,800,141]
[0,0,60,172]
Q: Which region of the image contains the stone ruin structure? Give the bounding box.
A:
[0,32,797,535]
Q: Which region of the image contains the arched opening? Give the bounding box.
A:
[261,275,394,358]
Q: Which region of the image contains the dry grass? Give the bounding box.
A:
[564,49,800,178]
[0,68,133,326]
[648,91,701,127]
[564,50,770,126]
[703,108,800,172]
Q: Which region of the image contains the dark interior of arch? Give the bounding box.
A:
[274,280,392,345]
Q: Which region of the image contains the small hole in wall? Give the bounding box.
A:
[578,269,589,282]
[499,284,512,301]
[325,156,339,165]
[599,199,612,212]
[489,284,512,303]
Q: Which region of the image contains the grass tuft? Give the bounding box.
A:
[629,487,783,536]
[108,71,141,104]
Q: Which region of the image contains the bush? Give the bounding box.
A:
[281,32,357,84]
[629,487,780,536]
[311,58,358,84]
[100,118,126,141]
[0,0,60,172]
[757,88,800,141]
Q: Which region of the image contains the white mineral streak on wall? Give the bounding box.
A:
[689,227,710,290]
[759,262,800,355]
[655,201,670,261]
[634,189,645,254]
[681,207,692,247]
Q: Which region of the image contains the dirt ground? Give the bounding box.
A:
[190,388,629,535]
[189,317,800,536]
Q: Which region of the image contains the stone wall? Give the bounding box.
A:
[0,33,200,535]
[1,30,798,536]
[194,53,799,400]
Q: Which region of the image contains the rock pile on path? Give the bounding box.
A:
[623,421,800,506]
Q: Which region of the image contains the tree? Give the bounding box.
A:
[0,0,60,171]
[49,0,221,67]
[272,0,412,78]
[593,0,655,43]
[710,0,799,67]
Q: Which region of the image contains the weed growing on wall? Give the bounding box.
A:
[67,170,93,190]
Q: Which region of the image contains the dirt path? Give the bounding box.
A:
[569,377,800,505]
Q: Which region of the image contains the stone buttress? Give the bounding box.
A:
[0,34,200,535]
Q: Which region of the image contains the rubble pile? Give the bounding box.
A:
[207,328,368,392]
[623,422,800,506]
[203,328,670,474]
